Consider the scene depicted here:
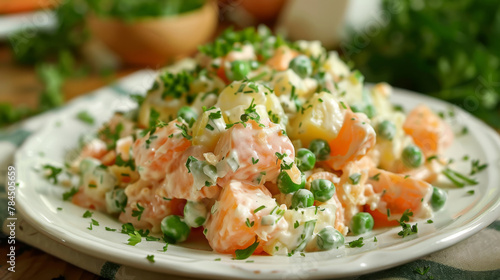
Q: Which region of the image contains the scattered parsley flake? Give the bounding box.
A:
[369,173,381,181]
[62,187,78,201]
[105,227,117,231]
[467,190,475,195]
[347,237,364,248]
[42,164,63,184]
[131,203,145,221]
[253,205,265,213]
[340,101,347,109]
[427,220,434,224]
[349,173,361,185]
[161,243,169,252]
[127,231,142,246]
[252,157,259,165]
[470,159,487,175]
[146,255,155,263]
[245,218,255,228]
[234,237,259,260]
[294,221,300,229]
[443,167,478,187]
[83,210,93,218]
[76,111,95,125]
[57,207,62,211]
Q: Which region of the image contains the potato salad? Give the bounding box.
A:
[68,26,454,257]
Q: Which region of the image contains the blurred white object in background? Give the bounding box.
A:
[0,10,56,39]
[276,0,382,48]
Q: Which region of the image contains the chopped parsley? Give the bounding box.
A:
[398,209,418,238]
[115,154,136,171]
[245,218,255,228]
[146,255,155,263]
[131,203,145,221]
[175,123,192,140]
[57,207,63,211]
[470,159,488,175]
[275,152,287,160]
[251,157,259,165]
[294,220,300,229]
[161,243,169,252]
[105,227,117,231]
[42,164,63,184]
[369,173,381,181]
[467,190,475,195]
[127,231,142,246]
[159,71,193,101]
[185,156,198,173]
[87,219,99,230]
[83,210,93,218]
[253,205,265,213]
[62,187,78,201]
[347,237,364,248]
[349,173,361,185]
[234,237,259,260]
[442,167,478,188]
[76,111,95,125]
[427,220,434,224]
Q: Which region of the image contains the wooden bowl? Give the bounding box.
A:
[87,1,218,67]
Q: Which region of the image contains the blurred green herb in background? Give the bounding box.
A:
[86,0,205,21]
[1,0,88,127]
[343,0,500,127]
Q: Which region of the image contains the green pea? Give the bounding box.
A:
[350,104,363,113]
[316,227,345,250]
[430,186,447,211]
[402,145,423,168]
[296,148,316,171]
[309,139,331,161]
[183,201,208,228]
[230,60,250,80]
[364,104,376,118]
[277,169,305,194]
[177,106,197,125]
[350,212,374,235]
[160,215,191,244]
[291,189,314,208]
[377,120,396,140]
[310,179,335,202]
[289,55,312,79]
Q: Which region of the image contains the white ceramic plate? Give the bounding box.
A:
[15,71,500,279]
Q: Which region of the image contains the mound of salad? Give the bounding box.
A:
[50,26,471,258]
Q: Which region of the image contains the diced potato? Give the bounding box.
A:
[192,107,227,151]
[288,92,347,147]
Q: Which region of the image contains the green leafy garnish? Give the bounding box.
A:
[146,254,155,263]
[349,173,361,185]
[131,203,145,221]
[42,164,63,184]
[347,237,364,248]
[83,210,93,218]
[76,111,95,125]
[442,167,478,188]
[62,187,78,201]
[127,231,142,246]
[234,237,259,260]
